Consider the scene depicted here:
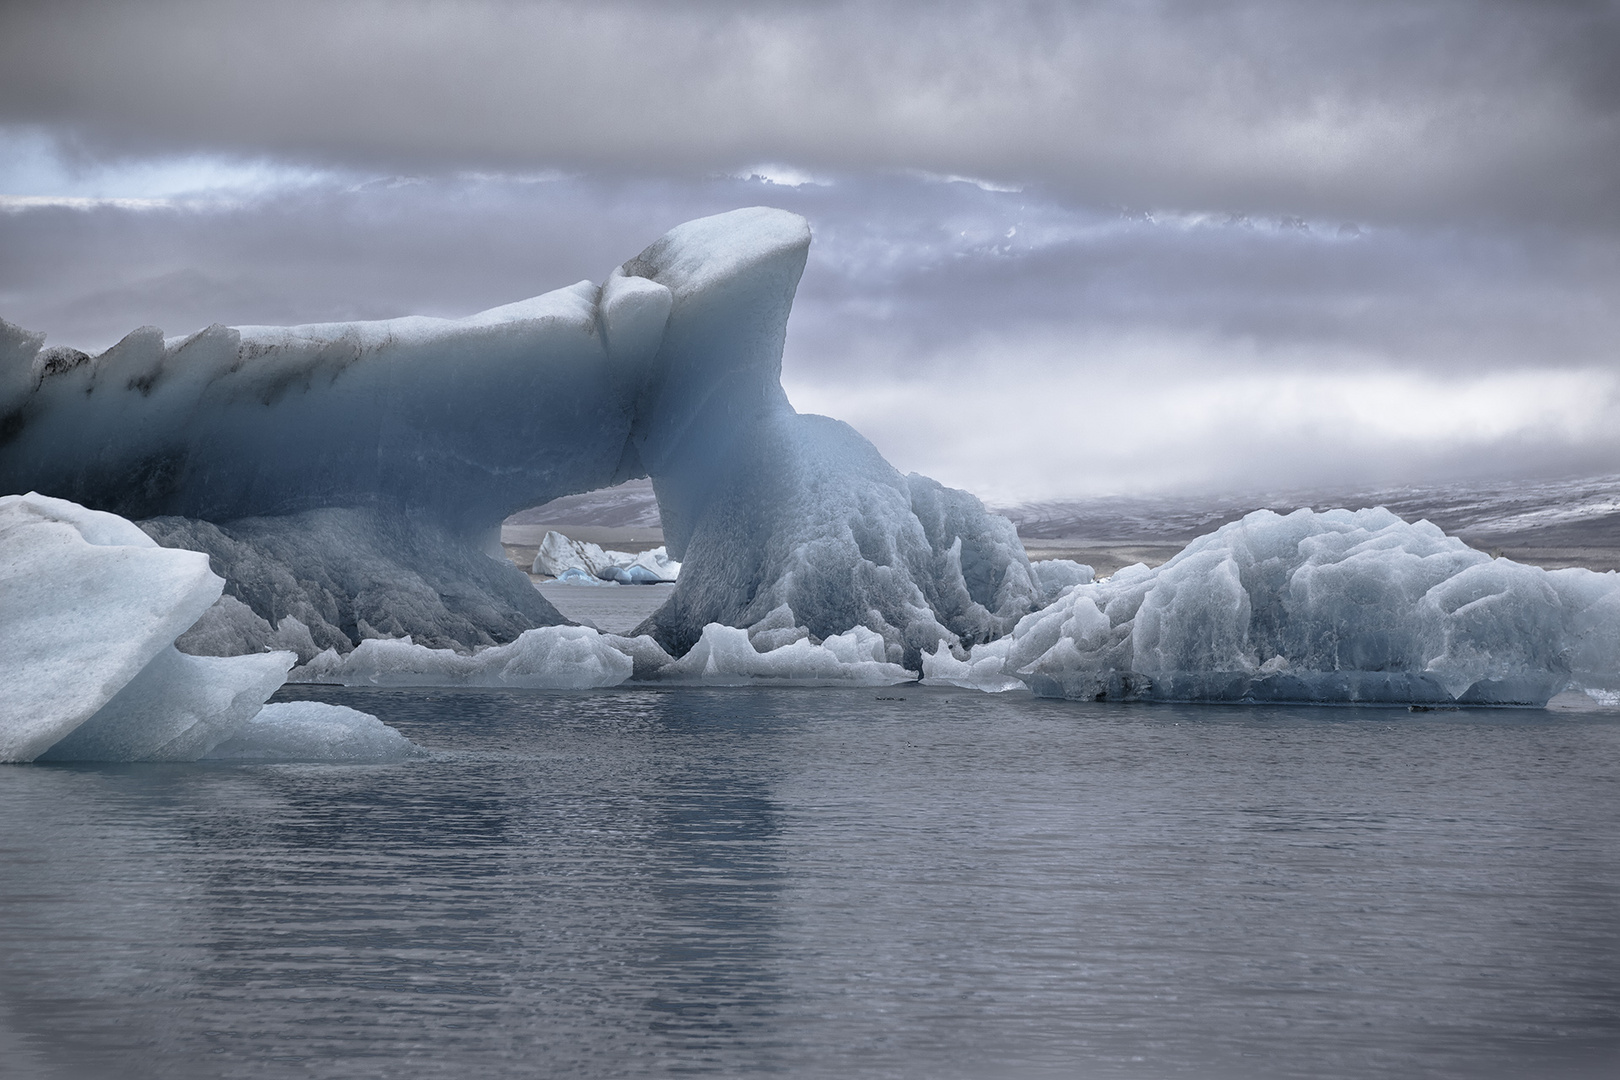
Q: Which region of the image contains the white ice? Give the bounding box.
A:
[203,701,419,763]
[0,492,412,762]
[531,530,680,582]
[1,492,240,760]
[931,507,1620,706]
[39,645,293,762]
[293,625,637,689]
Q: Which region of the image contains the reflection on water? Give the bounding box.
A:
[2,687,1618,1079]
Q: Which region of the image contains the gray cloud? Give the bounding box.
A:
[1,1,1617,229]
[3,171,1616,498]
[2,2,1617,498]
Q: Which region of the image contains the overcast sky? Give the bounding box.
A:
[2,0,1617,501]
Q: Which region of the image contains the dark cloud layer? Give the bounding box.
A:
[2,0,1618,228]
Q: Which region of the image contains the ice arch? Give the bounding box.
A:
[0,208,1038,664]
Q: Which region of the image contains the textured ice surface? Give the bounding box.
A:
[143,509,564,659]
[1,493,224,760]
[203,701,418,763]
[655,621,914,686]
[532,531,616,577]
[292,626,637,689]
[934,508,1620,706]
[1030,559,1095,603]
[532,530,680,582]
[40,646,293,762]
[612,210,1041,666]
[0,493,293,762]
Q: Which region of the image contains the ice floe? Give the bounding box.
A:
[203,701,419,763]
[292,625,637,689]
[531,530,680,582]
[1,492,415,762]
[929,508,1620,707]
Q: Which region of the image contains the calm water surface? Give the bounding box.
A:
[2,687,1617,1079]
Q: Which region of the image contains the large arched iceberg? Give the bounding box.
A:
[0,208,1034,670]
[3,209,1617,708]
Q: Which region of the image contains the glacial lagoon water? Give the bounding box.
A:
[2,687,1617,1080]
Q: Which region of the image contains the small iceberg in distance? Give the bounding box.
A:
[531,530,680,583]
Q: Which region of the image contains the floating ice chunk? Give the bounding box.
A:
[203,701,418,763]
[39,647,294,762]
[655,622,915,686]
[532,530,613,576]
[555,565,612,585]
[532,530,680,583]
[293,625,634,688]
[0,492,224,761]
[920,644,1027,693]
[951,507,1620,707]
[600,563,667,584]
[612,546,680,582]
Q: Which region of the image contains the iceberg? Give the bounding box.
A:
[1,207,1037,670]
[532,530,618,577]
[935,508,1620,707]
[530,529,680,582]
[0,492,414,762]
[5,210,1617,704]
